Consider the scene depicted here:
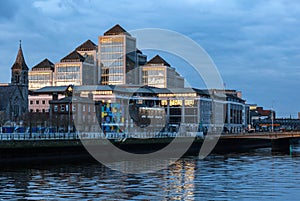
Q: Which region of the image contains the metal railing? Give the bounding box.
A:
[0,131,205,141]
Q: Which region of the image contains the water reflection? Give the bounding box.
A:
[1,147,300,200]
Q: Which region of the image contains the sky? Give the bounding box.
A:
[0,0,299,117]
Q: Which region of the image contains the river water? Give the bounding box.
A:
[1,146,300,200]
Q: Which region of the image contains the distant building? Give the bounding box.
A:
[54,49,98,86]
[49,95,98,132]
[28,39,98,89]
[29,58,54,90]
[0,43,28,123]
[142,55,184,88]
[29,85,70,113]
[224,90,246,133]
[98,24,139,85]
[27,24,184,90]
[250,105,275,121]
[75,39,99,84]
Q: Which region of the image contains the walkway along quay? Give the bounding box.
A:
[218,131,300,153]
[0,131,300,167]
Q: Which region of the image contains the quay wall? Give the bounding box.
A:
[0,135,278,168]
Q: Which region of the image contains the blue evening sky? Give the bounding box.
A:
[0,0,299,117]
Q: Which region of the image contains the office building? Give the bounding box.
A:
[54,49,97,86]
[142,55,184,88]
[29,58,54,90]
[98,24,139,85]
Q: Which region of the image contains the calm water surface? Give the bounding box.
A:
[1,146,300,200]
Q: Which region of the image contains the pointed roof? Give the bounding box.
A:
[60,50,85,62]
[146,55,170,67]
[75,39,97,51]
[11,41,29,70]
[32,58,54,71]
[104,24,131,36]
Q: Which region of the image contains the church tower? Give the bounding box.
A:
[10,41,29,117]
[11,41,29,86]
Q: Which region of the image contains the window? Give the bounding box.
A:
[42,100,46,104]
[36,100,39,104]
[61,105,65,112]
[54,105,58,112]
[30,100,33,105]
[36,109,39,112]
[83,105,86,112]
[66,105,69,112]
[42,109,45,113]
[72,105,76,111]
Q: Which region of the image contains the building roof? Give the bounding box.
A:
[60,50,85,62]
[146,55,171,67]
[50,96,94,104]
[32,58,54,71]
[75,39,97,51]
[33,86,69,94]
[74,85,113,91]
[104,24,131,36]
[11,43,29,70]
[255,107,272,117]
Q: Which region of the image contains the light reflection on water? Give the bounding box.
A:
[1,146,300,200]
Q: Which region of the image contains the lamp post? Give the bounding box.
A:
[271,110,274,132]
[271,101,274,132]
[68,101,71,134]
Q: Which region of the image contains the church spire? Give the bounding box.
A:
[11,40,29,70]
[11,41,29,86]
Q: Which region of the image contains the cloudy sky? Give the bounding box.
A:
[0,0,299,117]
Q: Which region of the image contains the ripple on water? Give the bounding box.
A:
[0,146,300,200]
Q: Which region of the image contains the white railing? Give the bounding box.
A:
[0,131,204,141]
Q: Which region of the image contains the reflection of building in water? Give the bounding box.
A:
[161,159,196,200]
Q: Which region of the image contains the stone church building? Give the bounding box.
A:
[0,43,29,124]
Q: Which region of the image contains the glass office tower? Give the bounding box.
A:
[99,24,138,85]
[29,58,54,90]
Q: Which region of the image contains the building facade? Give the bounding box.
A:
[28,40,98,89]
[0,24,253,135]
[29,58,54,90]
[142,55,184,88]
[54,50,97,86]
[0,43,29,123]
[98,24,138,85]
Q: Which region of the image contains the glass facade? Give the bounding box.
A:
[55,63,81,86]
[29,71,53,90]
[99,35,137,85]
[100,36,125,85]
[142,67,166,88]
